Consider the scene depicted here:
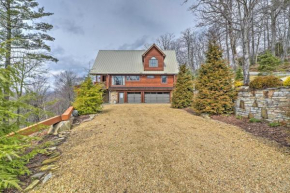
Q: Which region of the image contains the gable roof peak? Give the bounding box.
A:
[142,44,166,57]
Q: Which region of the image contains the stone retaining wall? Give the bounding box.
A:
[235,87,290,122]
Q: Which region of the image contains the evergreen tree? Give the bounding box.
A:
[171,64,194,108]
[0,0,56,125]
[193,40,236,115]
[235,67,244,81]
[257,51,281,72]
[73,77,104,115]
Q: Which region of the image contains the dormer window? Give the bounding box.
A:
[149,57,158,67]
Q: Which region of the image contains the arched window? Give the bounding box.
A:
[149,57,158,67]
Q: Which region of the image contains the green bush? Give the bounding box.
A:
[283,77,290,86]
[192,40,236,115]
[0,136,47,191]
[73,77,104,115]
[249,118,261,123]
[268,122,281,127]
[258,51,281,72]
[235,67,244,81]
[171,64,194,108]
[249,76,283,89]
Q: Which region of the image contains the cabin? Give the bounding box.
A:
[90,44,179,103]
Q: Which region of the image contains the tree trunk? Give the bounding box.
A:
[3,1,12,126]
[228,21,238,71]
[242,23,251,85]
[271,10,277,55]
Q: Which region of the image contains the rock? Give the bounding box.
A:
[49,151,61,159]
[248,113,254,119]
[42,172,53,184]
[24,180,40,192]
[47,125,54,135]
[252,100,258,107]
[201,114,210,119]
[31,172,46,180]
[46,146,57,151]
[40,164,59,171]
[72,110,79,117]
[42,156,60,165]
[53,120,72,135]
[240,100,245,109]
[261,108,268,119]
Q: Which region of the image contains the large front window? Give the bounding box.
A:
[112,76,125,85]
[149,57,158,67]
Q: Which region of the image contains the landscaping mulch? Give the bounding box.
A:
[211,115,290,148]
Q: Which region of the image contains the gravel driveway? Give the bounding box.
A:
[33,104,290,193]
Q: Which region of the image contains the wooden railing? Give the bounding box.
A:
[7,106,74,137]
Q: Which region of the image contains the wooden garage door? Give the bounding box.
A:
[145,92,170,103]
[127,92,141,103]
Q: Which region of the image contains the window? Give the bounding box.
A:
[112,76,125,85]
[126,76,140,81]
[149,57,158,67]
[147,76,155,79]
[161,76,167,84]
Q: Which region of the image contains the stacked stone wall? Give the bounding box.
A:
[235,87,290,122]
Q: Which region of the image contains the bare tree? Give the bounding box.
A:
[53,71,83,114]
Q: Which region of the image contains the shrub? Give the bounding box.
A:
[234,81,243,88]
[257,51,281,72]
[283,77,290,86]
[235,67,243,81]
[73,77,104,115]
[171,64,194,108]
[269,122,281,127]
[0,136,47,191]
[249,76,283,89]
[249,118,261,123]
[192,40,236,115]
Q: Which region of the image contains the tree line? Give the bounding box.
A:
[0,0,83,135]
[148,0,290,85]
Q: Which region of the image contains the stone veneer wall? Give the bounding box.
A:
[110,91,118,104]
[235,87,290,122]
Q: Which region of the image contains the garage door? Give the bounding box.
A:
[145,92,170,103]
[127,92,141,103]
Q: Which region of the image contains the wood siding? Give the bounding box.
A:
[143,47,164,71]
[110,75,175,88]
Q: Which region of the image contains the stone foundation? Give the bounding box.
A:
[235,87,290,122]
[110,91,118,104]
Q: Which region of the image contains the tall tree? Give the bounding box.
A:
[193,40,236,115]
[0,0,57,126]
[171,64,194,108]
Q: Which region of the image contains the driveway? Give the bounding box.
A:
[33,104,290,192]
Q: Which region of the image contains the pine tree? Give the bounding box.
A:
[0,0,56,126]
[73,77,104,115]
[171,64,194,108]
[193,40,236,115]
[235,67,244,81]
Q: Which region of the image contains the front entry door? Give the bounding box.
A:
[119,92,124,103]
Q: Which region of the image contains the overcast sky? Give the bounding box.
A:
[38,0,195,80]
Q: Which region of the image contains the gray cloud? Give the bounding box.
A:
[54,19,84,35]
[118,35,149,50]
[37,0,194,80]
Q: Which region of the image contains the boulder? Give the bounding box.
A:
[24,180,40,192]
[31,172,46,180]
[42,172,53,184]
[42,156,60,165]
[40,164,59,171]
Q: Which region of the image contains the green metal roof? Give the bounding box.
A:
[90,50,179,75]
